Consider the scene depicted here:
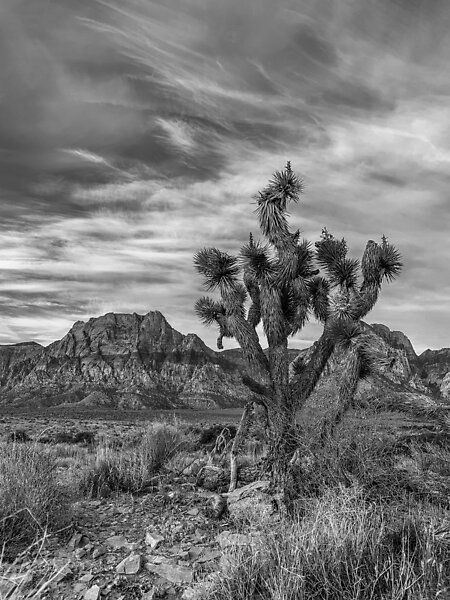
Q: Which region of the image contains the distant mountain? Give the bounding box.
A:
[0,312,448,410]
[370,323,418,364]
[418,348,450,399]
[0,311,249,410]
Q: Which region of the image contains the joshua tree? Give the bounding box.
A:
[194,163,402,503]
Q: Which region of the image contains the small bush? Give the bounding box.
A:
[208,486,449,600]
[80,422,184,498]
[39,429,95,445]
[0,443,71,558]
[7,429,31,443]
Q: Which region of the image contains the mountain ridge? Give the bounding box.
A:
[0,311,448,409]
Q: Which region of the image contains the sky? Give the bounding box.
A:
[0,0,449,354]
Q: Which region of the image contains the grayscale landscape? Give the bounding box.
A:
[0,1,449,599]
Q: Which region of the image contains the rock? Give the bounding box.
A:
[106,535,130,549]
[68,533,83,549]
[84,585,101,600]
[53,565,72,583]
[206,494,227,519]
[116,553,141,574]
[216,531,252,549]
[181,588,199,600]
[146,563,194,584]
[145,531,165,550]
[196,549,222,563]
[227,480,273,522]
[196,465,229,492]
[186,507,199,516]
[92,545,107,559]
[187,546,204,561]
[183,459,206,477]
[79,572,94,583]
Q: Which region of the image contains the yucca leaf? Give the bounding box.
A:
[255,193,290,242]
[329,319,363,350]
[240,239,275,280]
[328,257,360,289]
[379,236,403,282]
[264,161,303,209]
[315,232,347,270]
[308,276,330,322]
[193,247,240,291]
[194,297,225,326]
[358,342,392,378]
[328,290,358,321]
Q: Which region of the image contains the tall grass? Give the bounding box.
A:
[209,486,449,600]
[79,421,184,497]
[0,442,71,558]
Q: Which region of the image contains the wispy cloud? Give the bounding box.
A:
[0,0,449,352]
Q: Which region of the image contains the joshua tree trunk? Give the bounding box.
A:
[228,402,253,492]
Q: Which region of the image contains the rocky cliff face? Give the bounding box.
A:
[0,311,447,410]
[0,312,249,410]
[370,323,418,365]
[418,348,450,399]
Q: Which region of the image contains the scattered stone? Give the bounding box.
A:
[146,563,194,584]
[188,546,204,561]
[187,507,199,517]
[145,531,165,550]
[68,533,83,549]
[53,564,72,583]
[106,535,130,549]
[196,549,222,563]
[84,585,101,600]
[227,480,273,521]
[216,531,251,549]
[196,465,228,492]
[92,545,106,559]
[116,553,141,575]
[207,494,227,519]
[79,572,94,583]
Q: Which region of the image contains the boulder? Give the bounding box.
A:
[227,480,273,522]
[196,465,229,492]
[116,554,141,575]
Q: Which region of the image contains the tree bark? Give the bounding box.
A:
[229,402,253,492]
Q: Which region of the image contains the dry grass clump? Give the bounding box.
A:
[208,486,449,600]
[292,431,450,507]
[0,534,72,598]
[0,443,71,558]
[79,421,185,497]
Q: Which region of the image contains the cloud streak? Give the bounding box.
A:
[0,0,449,353]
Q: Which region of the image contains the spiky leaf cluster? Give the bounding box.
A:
[193,248,239,291]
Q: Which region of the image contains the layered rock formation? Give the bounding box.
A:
[0,312,249,409]
[0,311,448,410]
[418,348,450,399]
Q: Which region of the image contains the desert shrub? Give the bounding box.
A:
[39,429,95,445]
[208,486,449,600]
[80,422,184,498]
[7,429,31,443]
[0,443,71,558]
[291,431,450,507]
[140,422,184,469]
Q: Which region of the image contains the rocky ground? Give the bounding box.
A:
[1,472,257,600]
